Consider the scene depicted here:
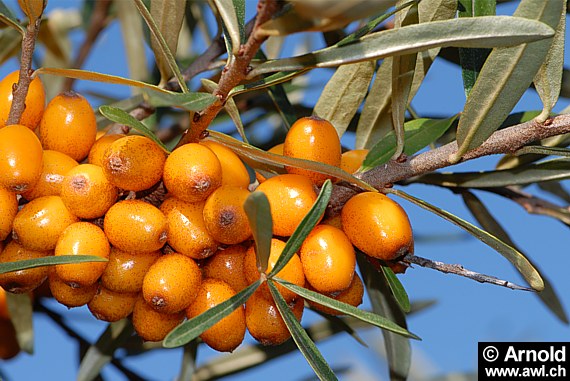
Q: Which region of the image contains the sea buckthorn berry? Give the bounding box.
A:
[244,239,305,303]
[88,134,124,167]
[203,186,252,245]
[0,124,43,193]
[54,222,110,288]
[163,143,222,203]
[0,70,45,130]
[104,200,168,253]
[102,135,166,191]
[300,225,355,293]
[201,141,250,189]
[308,273,364,316]
[0,241,51,293]
[13,195,79,251]
[268,143,284,155]
[160,197,219,259]
[340,149,369,174]
[255,174,318,237]
[341,192,413,261]
[132,295,185,342]
[283,116,341,185]
[142,253,202,314]
[21,150,78,201]
[48,268,97,308]
[0,187,18,241]
[203,245,248,293]
[60,164,118,219]
[39,91,97,161]
[186,278,246,352]
[0,319,20,360]
[88,286,138,322]
[0,288,9,319]
[245,289,304,346]
[101,248,161,294]
[389,261,409,274]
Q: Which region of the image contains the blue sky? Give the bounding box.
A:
[1,1,569,380]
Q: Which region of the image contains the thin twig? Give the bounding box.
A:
[402,254,534,291]
[63,0,113,91]
[176,0,281,146]
[6,18,42,125]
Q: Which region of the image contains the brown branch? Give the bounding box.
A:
[402,254,534,291]
[63,0,113,91]
[6,18,42,126]
[327,114,570,216]
[176,0,281,146]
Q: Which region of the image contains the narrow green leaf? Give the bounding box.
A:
[388,188,544,291]
[142,88,217,112]
[35,67,170,93]
[415,158,570,188]
[163,280,260,348]
[0,255,107,275]
[381,266,411,313]
[362,116,458,170]
[268,180,332,278]
[77,319,134,381]
[0,1,24,34]
[514,146,570,158]
[267,280,338,381]
[497,131,570,170]
[538,181,570,204]
[310,310,368,348]
[453,0,563,161]
[277,279,419,339]
[244,192,273,274]
[0,28,21,66]
[133,0,188,92]
[457,0,495,96]
[534,1,567,121]
[249,16,555,77]
[391,2,419,159]
[99,105,170,153]
[461,191,568,324]
[6,293,33,354]
[358,256,411,381]
[213,0,243,55]
[313,61,375,138]
[207,131,376,191]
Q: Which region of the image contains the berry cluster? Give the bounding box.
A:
[0,71,413,353]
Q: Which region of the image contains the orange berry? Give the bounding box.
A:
[101,248,162,294]
[340,149,369,174]
[283,116,341,185]
[60,164,118,219]
[13,195,79,251]
[160,197,219,259]
[39,91,97,161]
[21,150,78,201]
[300,225,355,293]
[255,174,318,237]
[186,278,246,352]
[0,187,18,240]
[245,289,304,346]
[202,245,249,293]
[203,186,252,245]
[268,143,284,155]
[244,239,305,303]
[142,253,202,314]
[201,141,250,188]
[54,222,110,288]
[0,319,20,360]
[132,295,185,342]
[48,268,97,308]
[308,273,364,316]
[342,192,413,260]
[0,124,43,193]
[0,241,51,293]
[163,143,222,203]
[0,287,9,319]
[0,70,45,130]
[88,286,138,322]
[88,134,124,167]
[102,135,166,191]
[104,200,168,253]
